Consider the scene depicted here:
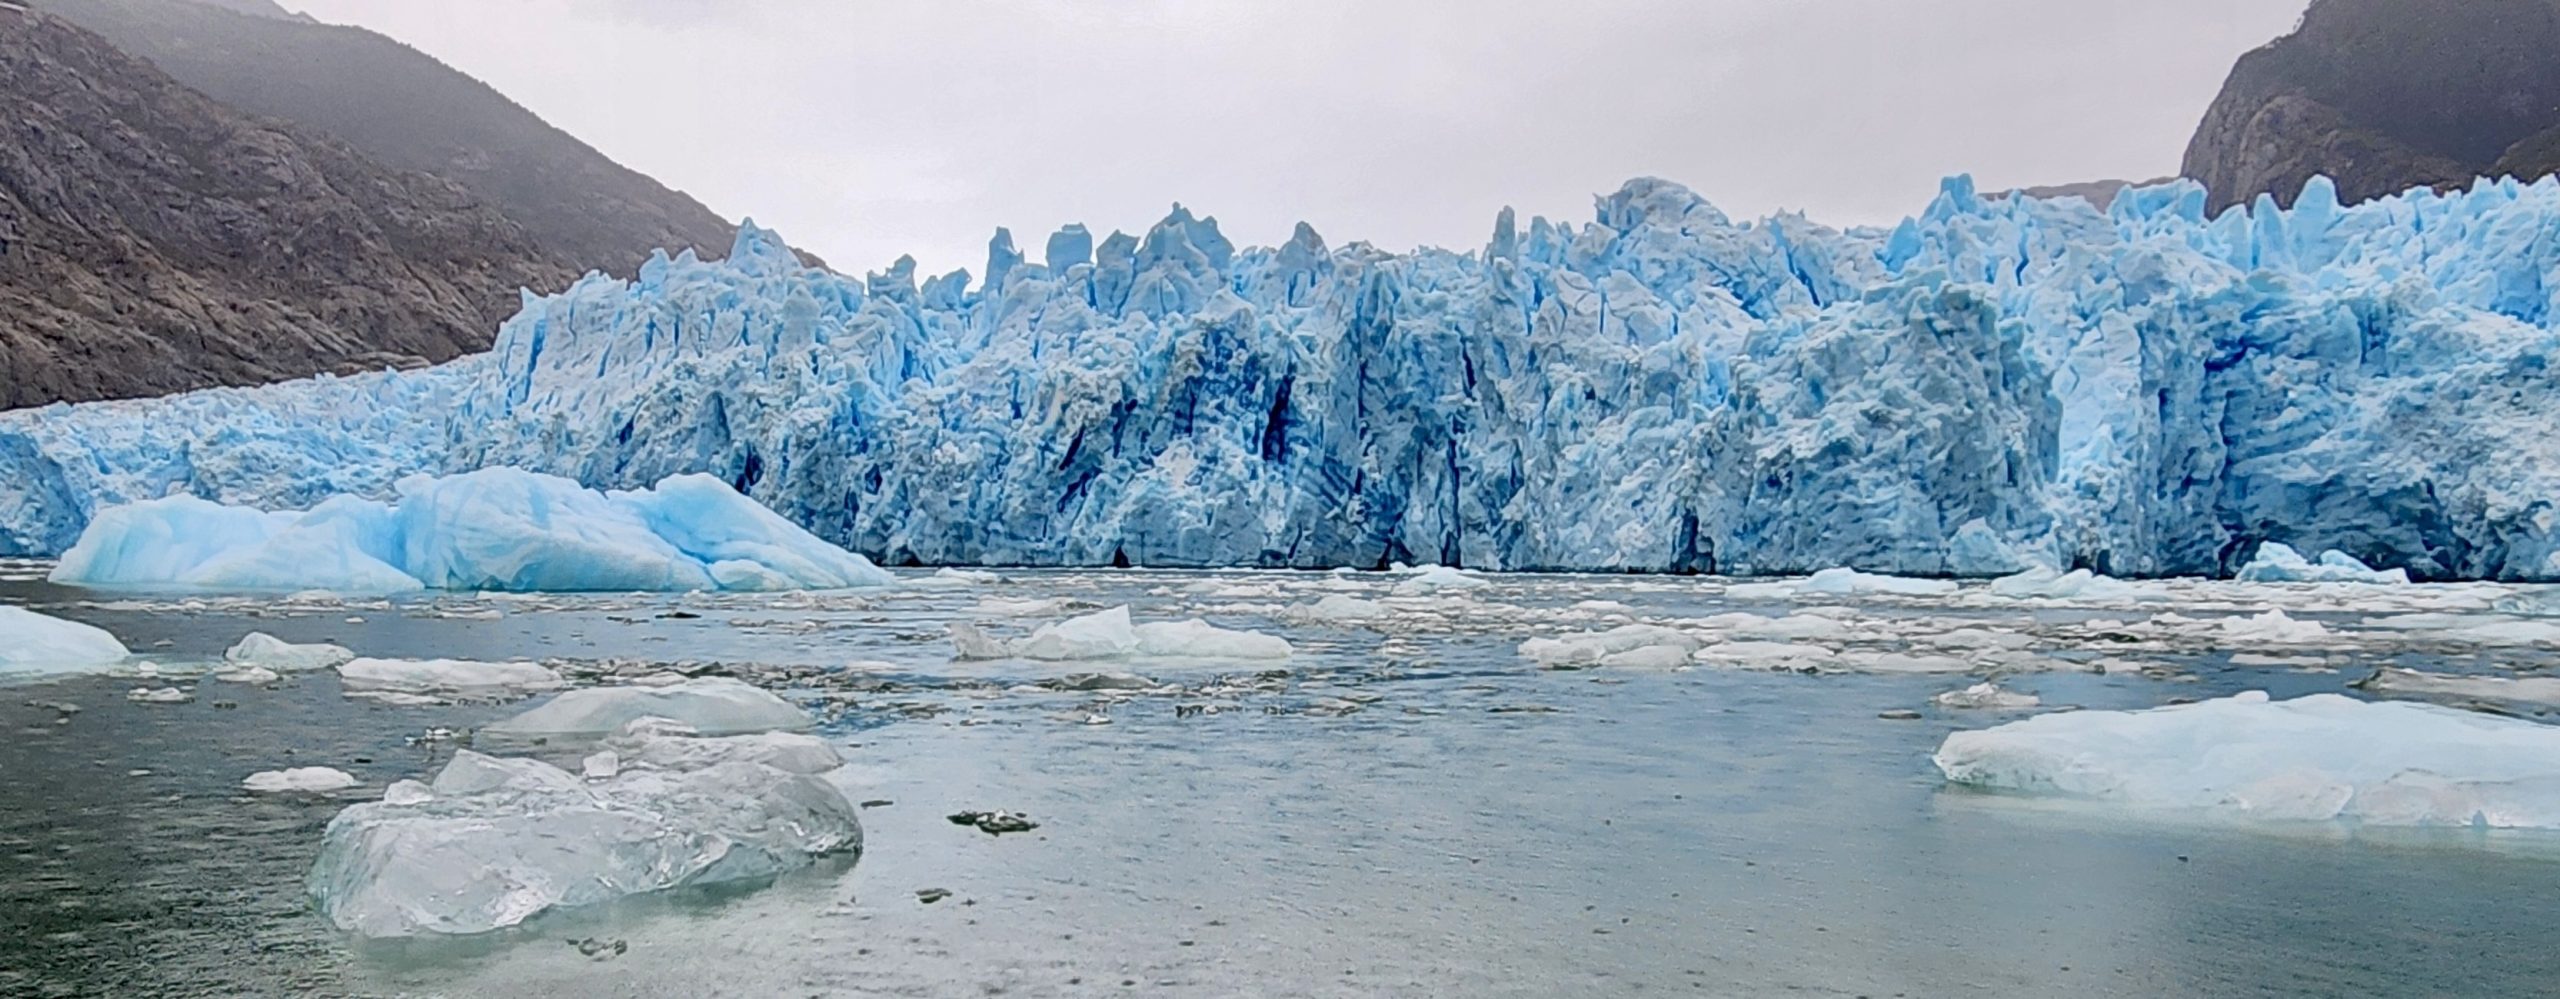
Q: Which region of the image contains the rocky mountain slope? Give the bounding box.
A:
[39,0,789,275]
[0,8,578,408]
[2182,0,2560,211]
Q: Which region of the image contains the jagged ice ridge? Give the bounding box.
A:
[9,173,2560,579]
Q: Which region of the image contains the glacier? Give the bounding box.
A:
[11,173,2560,578]
[44,468,893,592]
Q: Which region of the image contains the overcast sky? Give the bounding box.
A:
[292,0,2308,278]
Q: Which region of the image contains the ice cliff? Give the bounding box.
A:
[10,173,2560,579]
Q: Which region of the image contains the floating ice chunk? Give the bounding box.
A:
[947,621,1011,660]
[1132,619,1293,660]
[1697,612,1854,643]
[1392,566,1488,596]
[1987,567,2152,601]
[973,596,1079,618]
[47,469,887,593]
[307,738,860,937]
[1016,606,1141,660]
[1935,691,2560,829]
[1834,651,1974,674]
[581,751,620,780]
[913,568,1002,588]
[381,780,433,806]
[213,665,281,684]
[2235,543,2411,585]
[601,717,844,774]
[2216,609,2334,645]
[2354,668,2560,710]
[1933,682,2041,710]
[1800,568,1960,597]
[225,632,354,672]
[127,686,190,703]
[244,767,358,793]
[0,606,128,677]
[482,677,811,738]
[1520,625,1704,669]
[337,658,563,698]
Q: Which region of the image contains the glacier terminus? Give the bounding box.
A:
[9,174,2560,580]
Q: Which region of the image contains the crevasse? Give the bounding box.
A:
[8,173,2560,579]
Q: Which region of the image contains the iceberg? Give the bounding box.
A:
[1935,691,2560,829]
[45,469,891,593]
[2235,543,2412,585]
[1519,625,1705,669]
[481,677,811,738]
[0,606,128,677]
[19,175,2560,579]
[244,767,359,793]
[307,725,859,937]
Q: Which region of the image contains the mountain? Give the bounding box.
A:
[38,0,803,274]
[2183,0,2560,212]
[0,7,578,409]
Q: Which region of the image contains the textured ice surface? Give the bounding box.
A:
[482,677,811,738]
[225,632,353,672]
[1934,682,2042,710]
[307,729,860,937]
[974,606,1293,661]
[1936,691,2560,828]
[20,175,2560,578]
[44,469,890,593]
[0,606,128,677]
[2237,543,2413,585]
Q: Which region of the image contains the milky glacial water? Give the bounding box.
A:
[4,565,2560,997]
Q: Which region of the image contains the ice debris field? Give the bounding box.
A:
[10,174,2560,579]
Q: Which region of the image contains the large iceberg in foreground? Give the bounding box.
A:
[0,606,128,677]
[308,724,859,937]
[1935,691,2560,829]
[46,468,892,593]
[17,173,2560,578]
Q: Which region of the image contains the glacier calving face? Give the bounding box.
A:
[11,173,2560,577]
[45,468,892,593]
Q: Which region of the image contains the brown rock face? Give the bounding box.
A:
[2182,0,2560,212]
[0,9,579,409]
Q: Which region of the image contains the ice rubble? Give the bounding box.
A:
[2236,543,2412,585]
[44,469,891,593]
[307,720,858,937]
[955,606,1293,661]
[18,175,2560,578]
[481,677,811,738]
[1935,691,2560,828]
[0,606,127,676]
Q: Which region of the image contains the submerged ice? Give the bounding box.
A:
[45,468,892,593]
[15,174,2560,578]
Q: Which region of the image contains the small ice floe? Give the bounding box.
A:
[1391,566,1489,596]
[127,686,191,704]
[1518,625,1702,670]
[243,767,359,793]
[1727,568,1957,600]
[337,658,564,701]
[580,751,620,780]
[1695,611,1855,643]
[2216,609,2335,645]
[224,632,355,672]
[0,606,128,677]
[1932,682,2041,710]
[2235,543,2411,585]
[1690,640,1841,671]
[2353,668,2560,712]
[1935,691,2560,829]
[212,665,282,684]
[308,721,859,937]
[972,596,1080,618]
[482,677,811,738]
[1986,567,2155,602]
